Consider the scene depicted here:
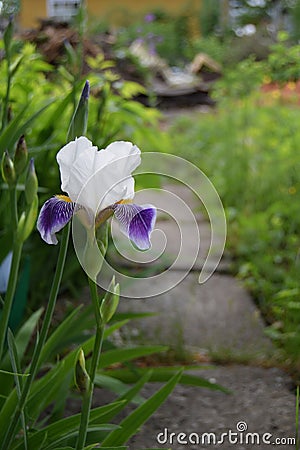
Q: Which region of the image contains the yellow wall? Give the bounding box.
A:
[19,0,47,29]
[19,0,201,29]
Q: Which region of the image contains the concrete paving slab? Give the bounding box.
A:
[135,183,201,222]
[125,365,297,450]
[117,272,274,360]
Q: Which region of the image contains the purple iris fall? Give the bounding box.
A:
[37,137,156,250]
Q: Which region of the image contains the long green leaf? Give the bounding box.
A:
[50,448,73,450]
[0,338,69,432]
[102,366,229,393]
[27,367,66,424]
[0,389,18,439]
[45,425,119,450]
[50,371,73,422]
[7,329,22,396]
[7,329,28,450]
[14,308,44,363]
[26,345,165,425]
[0,339,160,442]
[21,336,96,425]
[94,373,144,405]
[97,371,153,425]
[104,319,130,338]
[39,305,83,364]
[0,308,43,397]
[0,369,28,376]
[35,431,47,450]
[114,312,157,321]
[98,346,168,369]
[0,103,27,154]
[13,402,125,450]
[101,370,183,447]
[36,89,77,144]
[99,448,127,450]
[0,101,53,153]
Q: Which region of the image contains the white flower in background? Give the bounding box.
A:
[37,136,156,250]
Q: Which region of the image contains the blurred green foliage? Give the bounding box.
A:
[168,57,300,364]
[266,31,300,83]
[199,0,220,37]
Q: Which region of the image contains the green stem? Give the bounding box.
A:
[0,240,22,362]
[1,224,70,450]
[0,184,20,360]
[9,187,18,231]
[2,56,11,131]
[75,277,105,450]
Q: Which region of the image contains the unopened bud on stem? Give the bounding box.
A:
[25,158,38,205]
[14,135,28,176]
[100,276,120,324]
[3,16,13,56]
[75,348,90,393]
[1,151,16,186]
[67,80,90,141]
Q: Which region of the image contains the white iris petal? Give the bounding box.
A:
[57,136,97,192]
[56,138,141,214]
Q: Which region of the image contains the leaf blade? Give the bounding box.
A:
[101,370,183,447]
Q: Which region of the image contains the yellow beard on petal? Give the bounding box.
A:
[116,199,133,205]
[56,194,73,203]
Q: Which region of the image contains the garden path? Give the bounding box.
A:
[110,182,298,449]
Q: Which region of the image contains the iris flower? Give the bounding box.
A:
[37,136,156,250]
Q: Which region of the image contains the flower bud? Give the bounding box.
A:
[100,276,120,324]
[14,135,28,176]
[67,80,90,141]
[75,348,90,393]
[1,150,16,185]
[3,16,13,56]
[25,158,38,205]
